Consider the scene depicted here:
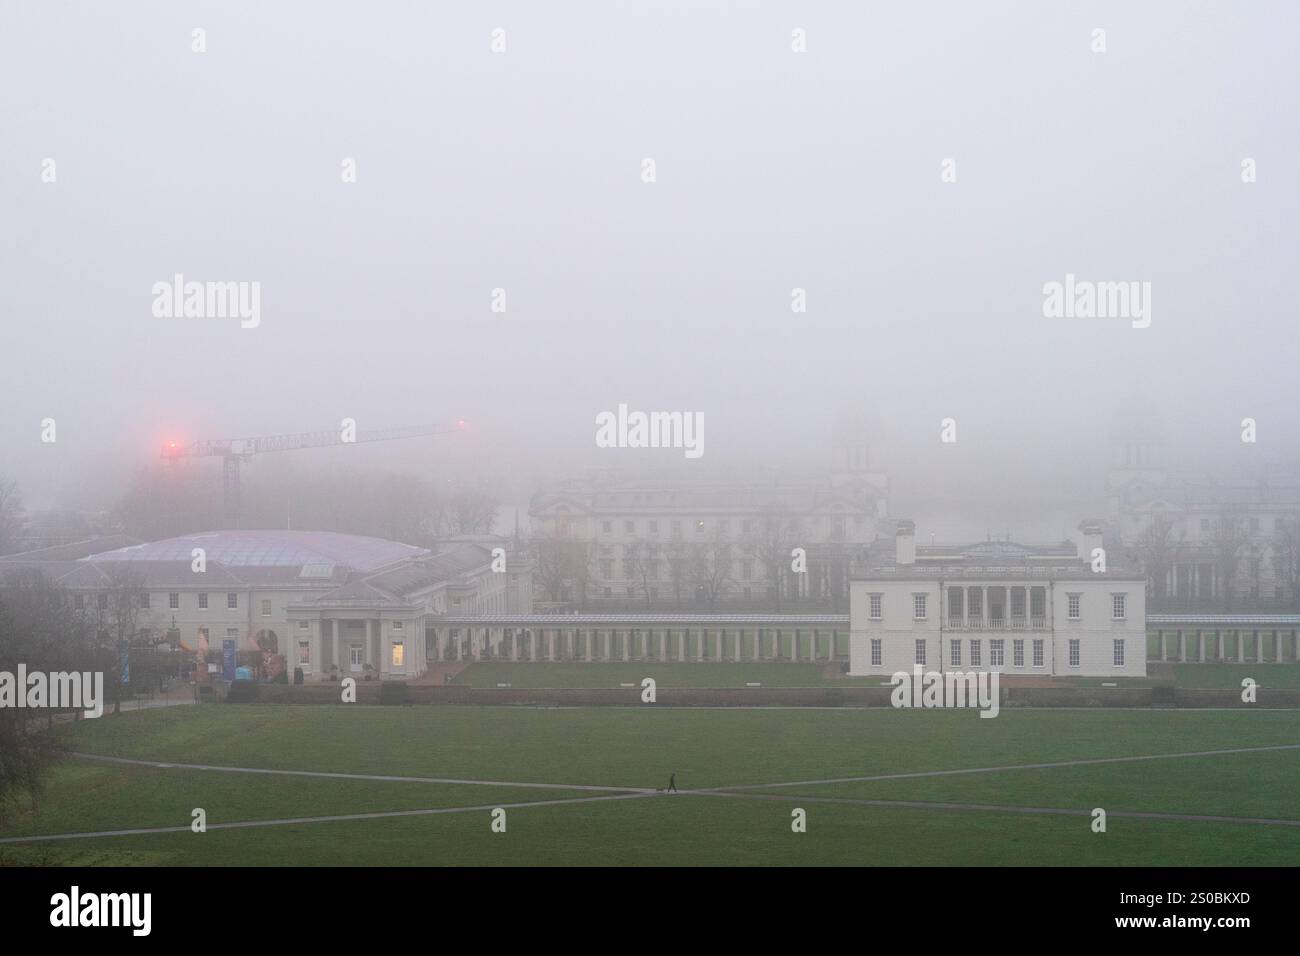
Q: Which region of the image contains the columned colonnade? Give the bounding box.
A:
[427,621,849,664]
[1151,626,1299,663]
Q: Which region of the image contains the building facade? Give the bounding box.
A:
[849,520,1147,678]
[1108,420,1300,610]
[528,431,889,611]
[0,530,533,681]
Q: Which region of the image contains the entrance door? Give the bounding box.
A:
[349,644,364,673]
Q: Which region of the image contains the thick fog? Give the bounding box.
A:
[3,2,1298,540]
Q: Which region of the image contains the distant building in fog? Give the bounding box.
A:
[528,424,889,611]
[1108,418,1300,610]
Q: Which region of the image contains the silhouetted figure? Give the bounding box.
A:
[667,773,678,793]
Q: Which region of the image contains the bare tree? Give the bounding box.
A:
[530,529,594,607]
[666,541,691,609]
[0,569,86,815]
[690,530,735,609]
[1210,510,1249,611]
[446,488,499,535]
[98,565,148,714]
[1272,517,1300,608]
[1134,513,1180,602]
[755,509,794,611]
[623,539,658,608]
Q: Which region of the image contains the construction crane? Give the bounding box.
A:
[161,420,467,528]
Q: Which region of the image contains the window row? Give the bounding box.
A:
[865,592,1128,622]
[888,638,1127,668]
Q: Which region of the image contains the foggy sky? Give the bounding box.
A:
[3,1,1298,540]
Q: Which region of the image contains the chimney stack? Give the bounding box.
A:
[895,519,916,566]
[1077,519,1104,564]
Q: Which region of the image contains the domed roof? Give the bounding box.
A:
[84,530,426,573]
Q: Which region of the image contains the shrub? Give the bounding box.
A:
[293,667,304,685]
[379,681,409,706]
[226,679,260,703]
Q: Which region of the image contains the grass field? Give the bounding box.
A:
[1,702,1298,866]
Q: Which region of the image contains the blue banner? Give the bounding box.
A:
[119,640,130,685]
[222,639,237,682]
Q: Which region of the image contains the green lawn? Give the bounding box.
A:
[1,704,1297,865]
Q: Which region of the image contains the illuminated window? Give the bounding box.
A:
[391,641,405,667]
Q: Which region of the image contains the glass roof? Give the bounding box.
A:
[84,531,426,572]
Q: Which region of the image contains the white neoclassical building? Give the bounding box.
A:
[0,530,533,681]
[849,520,1147,678]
